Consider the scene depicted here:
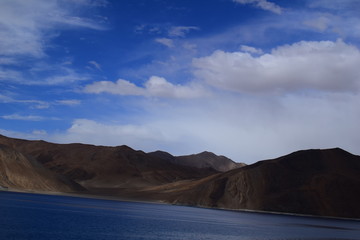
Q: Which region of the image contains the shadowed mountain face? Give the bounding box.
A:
[164,148,360,219]
[0,135,217,190]
[148,151,244,172]
[0,144,83,192]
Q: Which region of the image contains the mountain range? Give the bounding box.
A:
[0,134,359,219]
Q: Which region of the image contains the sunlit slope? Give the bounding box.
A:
[0,144,83,192]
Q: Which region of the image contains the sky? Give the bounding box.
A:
[1,0,360,163]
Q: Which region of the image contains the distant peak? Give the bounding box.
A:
[322,147,353,156]
[293,147,350,155]
[198,151,216,156]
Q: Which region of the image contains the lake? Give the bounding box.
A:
[0,191,359,240]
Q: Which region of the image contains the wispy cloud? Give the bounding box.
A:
[168,26,199,37]
[0,0,107,58]
[0,93,80,109]
[55,100,81,106]
[155,38,174,48]
[0,68,24,83]
[303,15,331,32]
[0,96,50,109]
[0,0,106,95]
[307,0,360,11]
[233,0,283,14]
[1,114,46,121]
[240,45,263,54]
[88,61,102,71]
[0,57,17,65]
[43,70,89,85]
[0,64,90,86]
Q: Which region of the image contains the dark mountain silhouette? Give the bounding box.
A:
[0,135,217,192]
[148,150,244,172]
[162,148,360,219]
[1,134,360,219]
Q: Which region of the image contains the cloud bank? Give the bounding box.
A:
[193,40,360,94]
[77,39,360,162]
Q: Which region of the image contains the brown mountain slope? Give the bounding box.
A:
[0,135,217,191]
[160,148,360,219]
[0,144,83,192]
[2,134,360,219]
[149,150,245,172]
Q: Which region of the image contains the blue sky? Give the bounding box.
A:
[1,0,360,163]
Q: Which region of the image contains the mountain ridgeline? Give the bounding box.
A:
[163,148,360,219]
[0,134,359,219]
[0,135,237,191]
[148,150,245,172]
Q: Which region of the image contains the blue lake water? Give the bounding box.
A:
[0,191,359,240]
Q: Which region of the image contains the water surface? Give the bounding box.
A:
[0,191,359,240]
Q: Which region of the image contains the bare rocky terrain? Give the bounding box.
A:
[160,148,360,219]
[0,144,83,192]
[0,135,227,192]
[1,134,360,219]
[148,150,245,172]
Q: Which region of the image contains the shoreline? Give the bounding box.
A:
[2,188,359,222]
[2,188,168,206]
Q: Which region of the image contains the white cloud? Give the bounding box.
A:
[43,71,89,85]
[42,90,360,163]
[155,38,174,48]
[53,119,167,151]
[0,68,24,83]
[193,40,360,94]
[56,100,81,106]
[143,76,208,98]
[84,76,209,99]
[5,64,90,85]
[32,130,48,135]
[0,0,106,58]
[303,16,331,32]
[3,89,360,164]
[0,94,13,103]
[307,0,360,11]
[84,79,144,96]
[63,0,108,7]
[1,114,45,121]
[168,26,199,37]
[233,0,282,14]
[240,45,263,54]
[0,0,105,88]
[0,93,80,108]
[183,42,197,51]
[0,95,50,109]
[298,1,360,38]
[298,10,360,38]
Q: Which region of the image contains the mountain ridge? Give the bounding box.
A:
[0,135,222,190]
[148,150,244,172]
[162,147,360,219]
[1,134,359,219]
